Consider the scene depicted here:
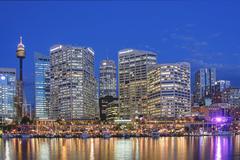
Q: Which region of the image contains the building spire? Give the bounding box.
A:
[18,36,24,48]
[20,36,23,44]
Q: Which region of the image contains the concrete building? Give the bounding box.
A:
[194,68,216,106]
[118,49,157,119]
[99,96,118,121]
[214,80,231,92]
[49,45,97,120]
[212,80,231,103]
[147,62,191,119]
[0,68,16,121]
[222,88,240,107]
[16,37,26,121]
[106,100,119,122]
[34,53,50,119]
[99,60,117,98]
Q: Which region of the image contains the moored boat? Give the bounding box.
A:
[151,130,160,138]
[80,132,89,139]
[102,131,111,139]
[21,134,32,139]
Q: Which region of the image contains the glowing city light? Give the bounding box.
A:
[211,117,227,123]
[1,76,6,80]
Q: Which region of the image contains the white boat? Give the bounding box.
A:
[65,134,73,138]
[215,131,233,136]
[102,131,111,139]
[80,132,89,139]
[123,133,130,139]
[2,134,10,139]
[46,134,55,138]
[151,131,160,138]
[21,134,32,138]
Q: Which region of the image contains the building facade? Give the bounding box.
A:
[34,53,50,119]
[99,60,117,98]
[0,68,16,120]
[99,96,118,121]
[106,100,119,122]
[222,88,240,107]
[194,68,216,106]
[147,63,191,119]
[212,80,231,103]
[50,45,97,120]
[118,49,157,119]
[214,80,231,92]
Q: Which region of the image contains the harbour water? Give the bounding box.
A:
[0,136,240,160]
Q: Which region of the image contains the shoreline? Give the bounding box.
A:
[1,134,239,139]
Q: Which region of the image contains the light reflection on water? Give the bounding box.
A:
[0,136,240,160]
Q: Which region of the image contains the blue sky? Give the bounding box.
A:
[0,1,240,105]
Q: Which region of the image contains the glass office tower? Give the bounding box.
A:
[194,68,216,106]
[99,59,117,98]
[0,68,16,121]
[34,53,50,119]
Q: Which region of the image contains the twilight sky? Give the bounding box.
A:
[0,1,240,105]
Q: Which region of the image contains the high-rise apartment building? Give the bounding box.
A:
[194,68,216,106]
[0,68,16,121]
[147,63,191,119]
[34,53,50,119]
[118,49,157,119]
[99,60,117,98]
[50,45,97,120]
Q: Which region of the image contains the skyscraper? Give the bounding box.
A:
[34,53,50,119]
[194,68,216,106]
[50,45,97,120]
[147,63,191,119]
[0,68,16,121]
[118,49,157,119]
[99,60,117,98]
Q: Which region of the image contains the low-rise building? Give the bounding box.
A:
[99,96,118,121]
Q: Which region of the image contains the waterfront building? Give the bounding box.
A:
[118,49,157,119]
[0,68,16,121]
[214,80,231,92]
[99,60,117,98]
[147,62,191,118]
[106,100,119,121]
[194,68,216,106]
[212,80,231,103]
[99,96,118,121]
[34,53,50,119]
[222,88,240,107]
[50,45,98,120]
[209,103,231,118]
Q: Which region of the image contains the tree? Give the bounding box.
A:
[21,116,32,125]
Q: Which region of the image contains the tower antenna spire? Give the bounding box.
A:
[20,36,23,44]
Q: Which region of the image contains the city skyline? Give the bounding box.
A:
[1,2,240,160]
[1,2,240,104]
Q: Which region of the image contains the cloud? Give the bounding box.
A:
[208,32,222,39]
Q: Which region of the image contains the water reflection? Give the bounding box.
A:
[0,136,239,160]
